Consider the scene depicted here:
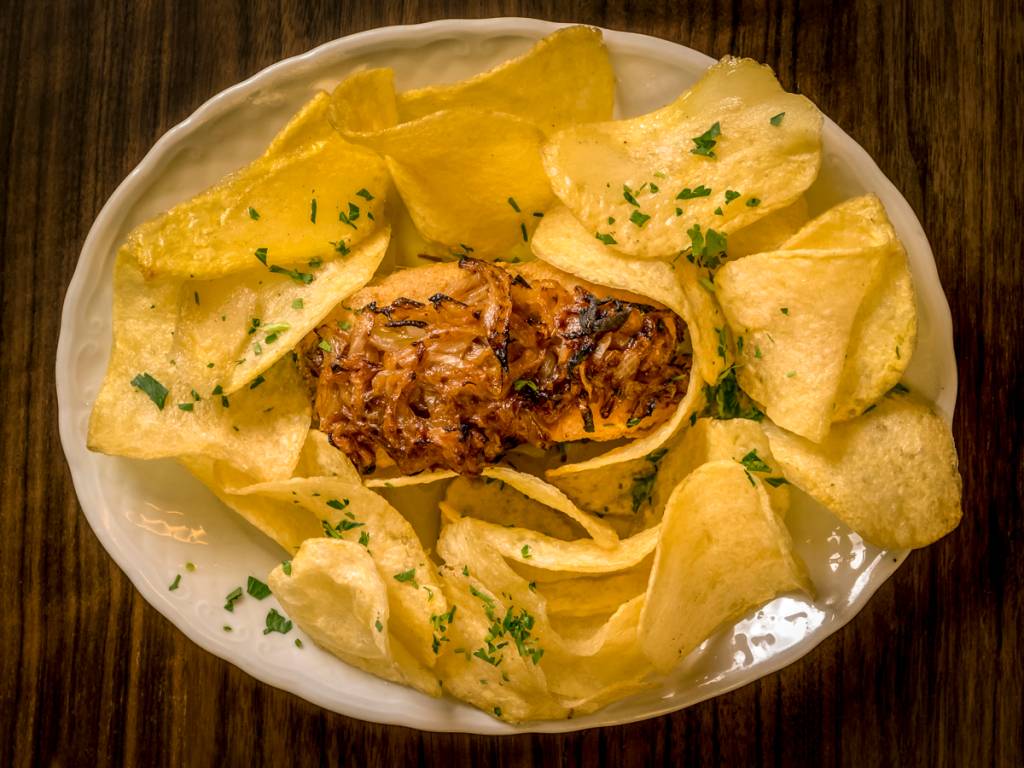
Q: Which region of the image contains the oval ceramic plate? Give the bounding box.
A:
[56,18,956,734]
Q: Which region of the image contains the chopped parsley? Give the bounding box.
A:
[249,375,266,390]
[687,224,728,269]
[746,198,761,207]
[690,121,721,157]
[177,403,194,412]
[322,517,364,537]
[168,574,181,591]
[282,560,292,576]
[294,638,303,649]
[626,416,642,428]
[724,190,741,204]
[623,183,641,207]
[326,498,350,511]
[629,210,651,228]
[507,196,520,212]
[246,576,272,600]
[356,188,374,201]
[394,568,417,584]
[375,619,384,632]
[521,545,533,560]
[292,298,304,310]
[223,586,243,612]
[248,207,260,220]
[520,222,528,242]
[770,112,786,126]
[317,339,332,353]
[595,232,617,246]
[358,530,370,548]
[702,366,765,421]
[677,185,712,200]
[630,448,669,513]
[263,608,292,635]
[310,198,317,223]
[268,264,314,284]
[254,247,268,265]
[764,477,789,488]
[130,373,168,410]
[185,562,196,572]
[739,449,772,474]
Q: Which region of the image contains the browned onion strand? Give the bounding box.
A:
[299,258,691,475]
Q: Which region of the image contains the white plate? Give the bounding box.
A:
[56,18,957,734]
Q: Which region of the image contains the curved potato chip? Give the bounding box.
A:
[364,470,456,489]
[341,108,553,256]
[442,479,586,542]
[187,225,389,393]
[716,245,885,441]
[126,101,388,279]
[396,26,614,134]
[639,460,810,672]
[542,56,822,258]
[449,517,660,575]
[326,67,398,134]
[480,467,617,547]
[726,196,809,259]
[651,417,790,518]
[778,196,917,420]
[268,539,440,696]
[546,372,703,479]
[87,254,310,482]
[264,91,337,156]
[539,565,651,618]
[763,391,962,549]
[293,430,363,482]
[231,477,445,667]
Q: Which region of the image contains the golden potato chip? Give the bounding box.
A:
[185,225,389,393]
[763,391,962,549]
[87,255,311,482]
[341,108,553,256]
[715,245,885,441]
[292,429,363,482]
[326,67,398,134]
[442,478,586,542]
[268,539,440,697]
[542,56,822,258]
[364,470,456,489]
[539,565,650,618]
[232,477,445,668]
[779,196,917,420]
[726,196,809,258]
[126,101,388,279]
[181,457,321,551]
[651,417,790,518]
[638,460,810,672]
[396,26,615,134]
[264,91,337,156]
[448,517,659,575]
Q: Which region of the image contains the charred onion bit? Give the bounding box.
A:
[300,258,691,475]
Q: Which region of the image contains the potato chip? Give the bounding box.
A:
[87,257,310,482]
[181,457,322,551]
[763,391,962,549]
[264,91,337,156]
[326,67,399,134]
[726,196,809,259]
[442,479,586,542]
[268,539,440,696]
[340,108,553,256]
[185,224,389,393]
[779,196,917,420]
[546,372,703,480]
[542,56,822,258]
[638,460,810,672]
[715,245,885,441]
[539,565,651,618]
[396,26,615,134]
[232,477,445,667]
[126,101,388,279]
[651,417,790,518]
[448,517,660,575]
[292,429,363,483]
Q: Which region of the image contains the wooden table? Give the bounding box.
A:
[2,1,1020,764]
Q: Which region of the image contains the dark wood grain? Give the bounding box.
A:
[1,0,1020,765]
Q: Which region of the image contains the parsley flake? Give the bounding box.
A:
[770,112,786,126]
[224,586,243,612]
[629,210,651,228]
[263,608,292,635]
[690,121,721,157]
[168,574,181,591]
[130,373,169,410]
[248,207,260,220]
[507,196,520,212]
[595,232,617,246]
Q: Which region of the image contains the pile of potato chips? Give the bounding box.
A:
[88,26,962,722]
